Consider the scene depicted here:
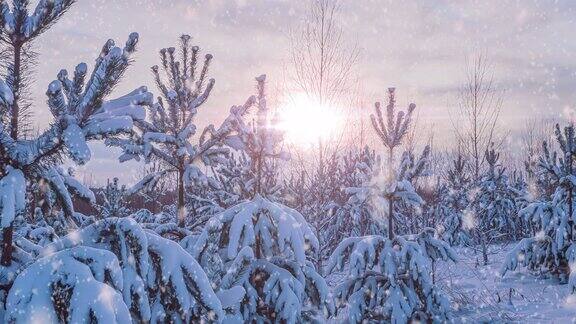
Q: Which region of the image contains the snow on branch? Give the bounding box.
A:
[42,217,224,322]
[327,231,455,322]
[0,0,76,42]
[0,34,151,169]
[6,246,130,323]
[0,166,25,229]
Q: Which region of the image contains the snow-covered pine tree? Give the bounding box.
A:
[186,149,283,230]
[370,87,416,239]
[441,153,473,245]
[0,0,152,266]
[525,139,557,201]
[326,88,456,323]
[109,34,253,227]
[7,217,226,323]
[6,246,132,322]
[402,176,445,235]
[185,73,284,222]
[226,75,288,197]
[97,177,130,218]
[502,124,576,290]
[321,147,386,259]
[510,170,530,238]
[187,75,333,322]
[472,145,518,265]
[392,147,432,235]
[327,229,457,323]
[302,152,342,233]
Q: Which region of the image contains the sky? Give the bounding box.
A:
[23,0,576,185]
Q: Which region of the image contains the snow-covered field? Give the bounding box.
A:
[438,244,576,323]
[326,243,576,323]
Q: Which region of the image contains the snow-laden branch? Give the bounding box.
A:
[0,34,151,170]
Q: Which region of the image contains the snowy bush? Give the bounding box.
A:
[502,124,576,290]
[97,177,130,218]
[441,154,472,245]
[327,229,457,323]
[6,246,131,323]
[189,196,333,322]
[37,217,224,322]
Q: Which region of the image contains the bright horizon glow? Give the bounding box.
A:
[278,93,342,146]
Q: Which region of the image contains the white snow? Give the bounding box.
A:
[0,167,25,228]
[444,244,576,322]
[62,122,91,164]
[0,79,13,107]
[219,196,318,263]
[6,246,130,323]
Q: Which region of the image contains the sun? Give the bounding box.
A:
[277,93,342,146]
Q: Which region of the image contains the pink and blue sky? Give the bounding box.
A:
[26,0,576,185]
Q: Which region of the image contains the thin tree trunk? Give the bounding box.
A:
[432,260,436,284]
[0,227,12,266]
[388,197,394,239]
[10,43,22,140]
[569,151,573,222]
[1,43,23,266]
[254,155,262,197]
[481,232,488,265]
[177,168,185,228]
[388,147,394,239]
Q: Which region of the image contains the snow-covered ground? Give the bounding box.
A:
[326,243,576,323]
[438,244,576,323]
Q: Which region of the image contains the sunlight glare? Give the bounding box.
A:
[278,93,342,146]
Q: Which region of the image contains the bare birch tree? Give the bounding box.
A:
[284,0,361,239]
[452,53,505,180]
[288,0,359,108]
[286,0,360,156]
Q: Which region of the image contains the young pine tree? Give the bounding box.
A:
[472,145,518,265]
[503,124,576,291]
[370,88,416,239]
[441,154,472,245]
[188,76,333,322]
[0,0,152,266]
[110,34,253,227]
[327,88,456,323]
[97,177,130,218]
[321,148,385,258]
